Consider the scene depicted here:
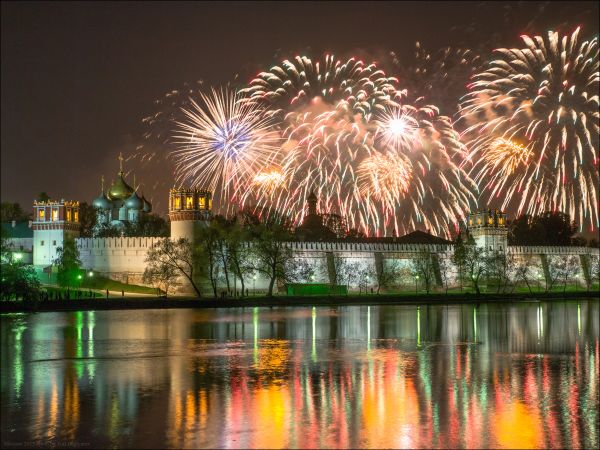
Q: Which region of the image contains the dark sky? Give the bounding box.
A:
[2,1,598,215]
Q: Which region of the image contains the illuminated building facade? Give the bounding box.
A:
[32,199,80,266]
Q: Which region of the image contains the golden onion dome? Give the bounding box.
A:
[107,172,135,201]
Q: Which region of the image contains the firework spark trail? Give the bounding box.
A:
[235,54,475,237]
[460,28,599,230]
[171,87,281,212]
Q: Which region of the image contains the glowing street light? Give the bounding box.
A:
[415,274,420,294]
[88,271,94,277]
[14,252,22,261]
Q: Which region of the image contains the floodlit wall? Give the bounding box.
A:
[15,233,598,293]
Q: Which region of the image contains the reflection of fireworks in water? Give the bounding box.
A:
[237,55,474,237]
[460,28,599,230]
[172,87,281,210]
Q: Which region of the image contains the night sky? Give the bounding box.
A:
[2,1,598,215]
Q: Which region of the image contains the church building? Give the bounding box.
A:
[92,153,152,233]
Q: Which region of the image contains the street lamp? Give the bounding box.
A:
[253,274,257,296]
[14,252,22,262]
[88,271,94,277]
[415,275,419,294]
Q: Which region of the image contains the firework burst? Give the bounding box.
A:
[460,28,599,230]
[236,55,475,236]
[172,87,281,209]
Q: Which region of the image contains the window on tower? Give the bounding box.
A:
[488,217,493,225]
[74,210,79,222]
[66,209,72,221]
[174,196,181,210]
[39,209,45,221]
[186,196,194,209]
[199,196,206,208]
[52,209,59,221]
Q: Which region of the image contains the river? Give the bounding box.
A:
[1,300,598,449]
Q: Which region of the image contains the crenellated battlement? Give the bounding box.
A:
[508,246,599,256]
[76,237,166,249]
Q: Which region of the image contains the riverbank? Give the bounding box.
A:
[1,290,598,313]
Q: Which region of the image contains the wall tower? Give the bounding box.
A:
[468,209,508,253]
[168,188,212,242]
[32,199,80,266]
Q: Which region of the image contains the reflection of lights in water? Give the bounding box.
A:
[417,306,421,347]
[491,401,543,449]
[4,302,598,448]
[253,307,259,364]
[367,306,371,351]
[311,306,316,362]
[13,322,25,398]
[473,306,477,342]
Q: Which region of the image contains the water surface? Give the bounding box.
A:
[1,300,599,449]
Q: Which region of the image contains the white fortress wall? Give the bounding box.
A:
[76,237,165,284]
[65,236,599,292]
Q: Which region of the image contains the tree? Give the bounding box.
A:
[124,213,170,237]
[484,250,512,293]
[509,255,538,293]
[37,192,50,202]
[143,260,180,297]
[95,223,122,237]
[251,221,295,297]
[196,224,220,298]
[374,259,401,294]
[78,202,97,237]
[571,236,588,247]
[1,230,40,301]
[286,258,317,283]
[453,235,486,295]
[452,233,468,291]
[411,249,437,294]
[0,202,31,222]
[225,221,253,297]
[509,212,577,246]
[437,256,452,294]
[54,235,82,289]
[145,238,202,298]
[590,256,600,286]
[545,255,579,292]
[356,261,376,294]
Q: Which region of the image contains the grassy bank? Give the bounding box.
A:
[1,289,598,313]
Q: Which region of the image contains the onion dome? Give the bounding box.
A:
[107,171,135,201]
[125,191,143,210]
[92,192,112,210]
[142,195,152,213]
